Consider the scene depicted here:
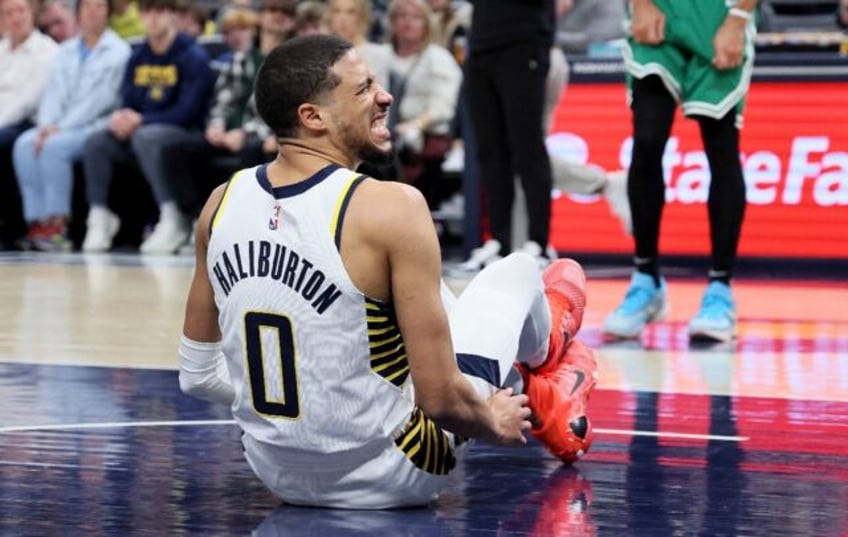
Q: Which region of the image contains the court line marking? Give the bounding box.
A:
[594,428,747,442]
[0,420,748,441]
[0,460,120,470]
[0,420,234,433]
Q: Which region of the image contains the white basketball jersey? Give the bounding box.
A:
[207,164,416,468]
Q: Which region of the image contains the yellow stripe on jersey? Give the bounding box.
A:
[394,407,457,475]
[330,172,365,247]
[211,169,248,231]
[367,326,395,337]
[369,340,403,360]
[365,297,409,388]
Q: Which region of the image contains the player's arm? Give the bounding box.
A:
[178,184,234,405]
[713,0,758,70]
[369,183,530,446]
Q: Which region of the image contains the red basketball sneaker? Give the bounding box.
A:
[518,258,598,463]
[520,341,597,463]
[536,258,586,376]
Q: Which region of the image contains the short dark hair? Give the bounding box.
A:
[255,35,354,139]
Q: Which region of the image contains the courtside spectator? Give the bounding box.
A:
[219,6,256,56]
[556,0,625,53]
[175,0,209,38]
[385,0,461,206]
[292,1,329,37]
[38,0,78,42]
[0,0,58,248]
[255,0,296,40]
[427,0,471,57]
[13,0,129,251]
[160,1,283,228]
[109,0,144,39]
[328,0,391,88]
[0,0,58,136]
[81,0,214,254]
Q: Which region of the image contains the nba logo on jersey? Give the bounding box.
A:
[269,205,281,230]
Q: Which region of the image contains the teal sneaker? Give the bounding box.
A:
[602,272,669,339]
[688,281,737,343]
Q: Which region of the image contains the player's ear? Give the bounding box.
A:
[297,102,326,132]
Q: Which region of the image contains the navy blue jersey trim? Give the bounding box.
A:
[333,174,367,250]
[256,163,341,198]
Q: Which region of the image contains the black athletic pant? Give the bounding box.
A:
[0,122,30,247]
[629,75,747,284]
[161,133,272,218]
[466,43,552,253]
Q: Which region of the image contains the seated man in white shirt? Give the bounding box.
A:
[0,0,59,248]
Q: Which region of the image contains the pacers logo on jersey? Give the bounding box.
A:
[269,204,281,230]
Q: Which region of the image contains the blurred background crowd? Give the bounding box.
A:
[0,0,845,257]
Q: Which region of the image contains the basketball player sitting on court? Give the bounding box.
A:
[178,34,598,509]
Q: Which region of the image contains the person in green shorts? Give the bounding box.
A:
[603,0,759,343]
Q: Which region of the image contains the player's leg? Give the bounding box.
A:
[466,48,514,260]
[496,42,553,260]
[688,109,747,342]
[629,74,676,286]
[602,74,675,339]
[680,7,754,342]
[449,253,597,463]
[449,252,551,396]
[605,24,685,339]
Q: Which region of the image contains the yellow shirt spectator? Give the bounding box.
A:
[110,0,145,39]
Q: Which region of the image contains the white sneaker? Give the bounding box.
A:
[82,206,120,253]
[431,193,464,221]
[457,239,502,272]
[140,214,191,255]
[603,170,632,235]
[441,146,465,173]
[516,240,558,269]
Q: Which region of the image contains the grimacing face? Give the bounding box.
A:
[324,49,394,163]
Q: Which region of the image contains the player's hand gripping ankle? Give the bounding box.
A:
[484,388,532,446]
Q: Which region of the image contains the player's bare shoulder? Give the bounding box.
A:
[348,178,432,237]
[336,177,436,300]
[195,182,231,249]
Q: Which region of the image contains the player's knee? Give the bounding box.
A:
[501,252,539,274]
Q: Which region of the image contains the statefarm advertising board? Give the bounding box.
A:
[547,81,848,259]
